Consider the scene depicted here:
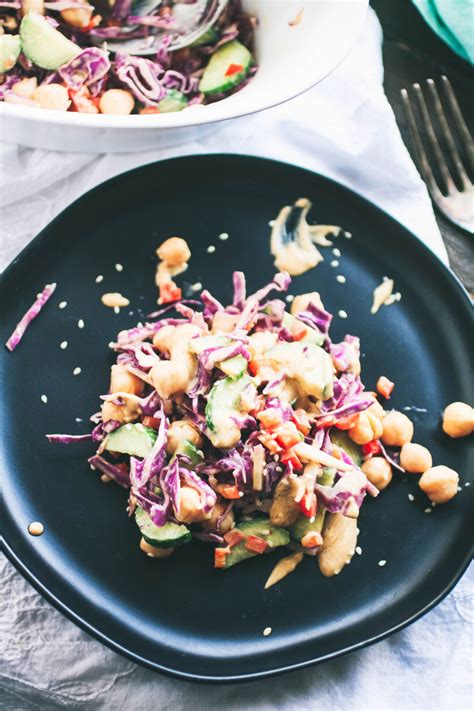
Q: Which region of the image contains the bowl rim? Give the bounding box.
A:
[0,0,368,132]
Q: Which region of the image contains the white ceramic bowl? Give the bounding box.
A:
[0,0,368,153]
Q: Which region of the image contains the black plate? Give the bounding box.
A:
[1,155,472,682]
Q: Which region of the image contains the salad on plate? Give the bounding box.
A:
[38,234,466,588]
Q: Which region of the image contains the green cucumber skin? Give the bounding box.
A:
[135,507,191,548]
[330,430,362,466]
[20,12,81,70]
[158,90,188,113]
[220,518,290,569]
[219,355,247,379]
[205,374,251,433]
[104,424,157,458]
[199,40,252,95]
[0,34,21,73]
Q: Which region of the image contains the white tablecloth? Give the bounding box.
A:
[1,7,472,710]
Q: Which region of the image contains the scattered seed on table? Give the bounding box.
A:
[336,275,346,284]
[58,301,67,309]
[218,232,229,241]
[408,494,414,501]
[338,310,348,319]
[95,275,104,283]
[424,508,432,514]
[355,546,362,555]
[75,417,83,423]
[268,220,275,227]
[114,306,120,314]
[344,231,352,239]
[73,367,81,376]
[206,245,216,253]
[330,260,339,268]
[41,394,48,404]
[263,627,272,637]
[378,560,387,567]
[60,340,68,349]
[332,248,341,257]
[465,482,471,487]
[78,319,85,329]
[286,294,294,302]
[191,282,202,292]
[115,263,123,272]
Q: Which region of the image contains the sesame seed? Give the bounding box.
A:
[332,248,341,257]
[75,417,83,423]
[344,231,352,239]
[60,340,68,349]
[191,282,202,292]
[457,486,462,491]
[78,319,85,329]
[424,508,432,514]
[114,306,120,314]
[408,494,414,501]
[115,263,123,272]
[28,522,44,536]
[285,294,294,302]
[355,546,362,555]
[268,220,275,227]
[41,394,48,404]
[108,341,115,348]
[95,275,104,283]
[338,310,348,319]
[330,260,339,268]
[59,301,67,309]
[336,275,346,284]
[206,245,216,253]
[218,232,229,241]
[263,627,272,637]
[465,482,471,487]
[378,560,387,567]
[73,367,81,376]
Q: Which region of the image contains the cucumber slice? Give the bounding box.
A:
[219,355,247,379]
[175,439,203,466]
[281,312,325,346]
[20,12,81,70]
[189,335,231,354]
[290,468,336,542]
[218,517,290,569]
[158,89,188,113]
[199,40,252,95]
[104,423,157,458]
[205,374,251,432]
[330,430,362,466]
[0,34,21,73]
[190,26,219,47]
[135,507,191,548]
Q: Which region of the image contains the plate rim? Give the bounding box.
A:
[1,153,473,683]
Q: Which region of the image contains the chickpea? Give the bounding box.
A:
[368,399,385,420]
[361,457,393,490]
[419,465,459,504]
[166,419,202,455]
[348,411,383,445]
[247,331,278,359]
[12,77,37,99]
[140,538,174,558]
[101,397,141,425]
[400,443,432,474]
[32,84,70,111]
[156,237,191,267]
[151,324,200,399]
[60,2,93,28]
[110,363,144,396]
[99,89,135,116]
[381,410,414,447]
[175,486,204,524]
[442,401,474,439]
[290,292,323,316]
[20,0,44,15]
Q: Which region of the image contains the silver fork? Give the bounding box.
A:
[401,76,474,234]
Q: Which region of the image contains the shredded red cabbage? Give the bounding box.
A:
[5,283,56,352]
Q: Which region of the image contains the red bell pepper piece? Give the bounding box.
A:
[376,376,395,399]
[274,422,302,449]
[159,281,182,304]
[291,408,311,435]
[301,531,323,548]
[280,447,303,471]
[223,529,245,547]
[362,440,382,457]
[142,416,162,429]
[258,432,282,454]
[257,408,284,430]
[225,63,244,77]
[217,484,241,500]
[291,320,308,341]
[245,535,268,554]
[69,86,99,114]
[300,491,317,518]
[214,547,231,568]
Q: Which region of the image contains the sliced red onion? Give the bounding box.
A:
[5,283,56,352]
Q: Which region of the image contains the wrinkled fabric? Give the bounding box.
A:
[1,7,469,710]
